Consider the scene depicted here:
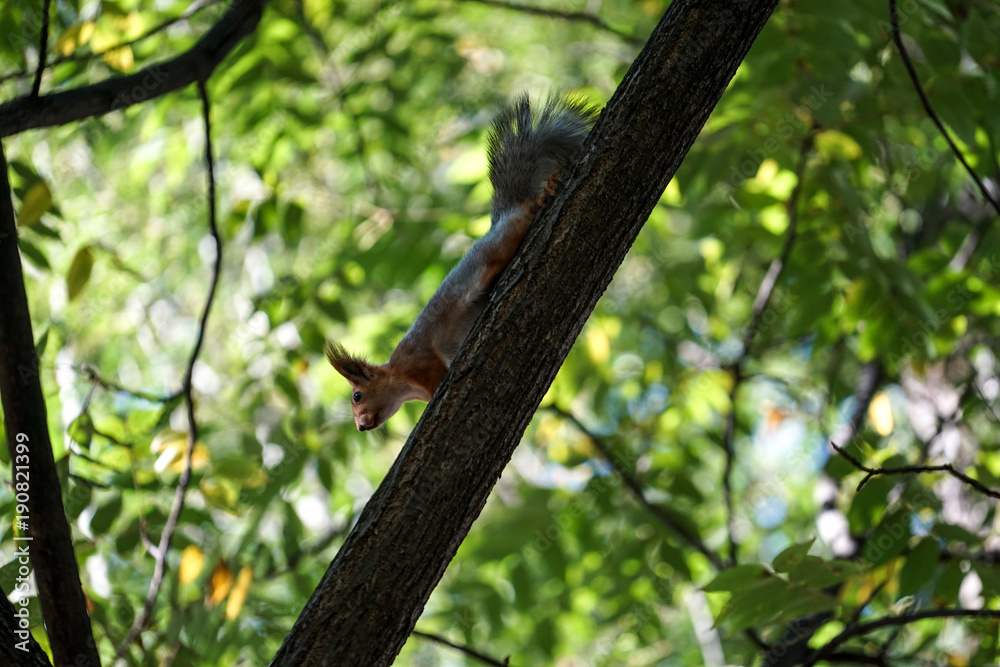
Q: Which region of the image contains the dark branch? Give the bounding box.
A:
[804,609,1000,667]
[0,137,101,667]
[0,584,52,665]
[546,405,725,570]
[830,441,1000,500]
[464,0,644,46]
[888,0,1000,220]
[0,0,225,86]
[81,363,182,404]
[115,79,223,660]
[0,0,266,138]
[31,0,52,97]
[411,630,510,667]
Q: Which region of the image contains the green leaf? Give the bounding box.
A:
[89,495,123,534]
[16,181,52,228]
[34,327,49,359]
[703,564,772,593]
[773,538,815,572]
[68,412,94,449]
[899,538,940,596]
[67,246,94,301]
[17,237,51,270]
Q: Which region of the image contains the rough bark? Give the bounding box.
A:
[0,0,267,138]
[0,587,51,666]
[270,0,781,664]
[0,144,101,664]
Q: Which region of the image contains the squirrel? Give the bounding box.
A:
[327,96,597,431]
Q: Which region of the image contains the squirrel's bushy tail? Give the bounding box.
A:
[487,95,597,218]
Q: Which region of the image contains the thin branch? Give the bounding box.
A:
[0,0,224,86]
[115,79,222,660]
[830,441,1000,500]
[722,131,814,564]
[31,0,52,97]
[974,379,1000,424]
[464,0,644,46]
[0,0,266,138]
[889,0,1000,222]
[411,630,510,667]
[803,608,1000,667]
[81,362,182,404]
[546,405,726,570]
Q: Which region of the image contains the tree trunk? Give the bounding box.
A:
[270,0,781,664]
[0,144,101,666]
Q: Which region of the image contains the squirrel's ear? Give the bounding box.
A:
[325,342,375,384]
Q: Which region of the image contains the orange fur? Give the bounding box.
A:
[327,97,595,431]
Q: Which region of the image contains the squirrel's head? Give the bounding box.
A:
[325,342,423,431]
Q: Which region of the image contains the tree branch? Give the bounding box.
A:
[804,608,1000,667]
[830,441,1000,500]
[888,0,1000,220]
[0,0,267,138]
[269,0,781,664]
[463,0,644,46]
[114,79,223,660]
[411,630,510,667]
[30,0,52,97]
[546,405,725,569]
[0,144,101,667]
[0,585,52,666]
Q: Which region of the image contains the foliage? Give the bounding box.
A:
[0,0,999,665]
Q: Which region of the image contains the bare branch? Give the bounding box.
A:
[0,0,267,138]
[411,630,510,667]
[464,0,644,46]
[830,441,1000,500]
[804,608,1000,667]
[115,79,223,660]
[81,363,182,404]
[546,405,725,570]
[31,0,52,97]
[888,0,1000,221]
[0,0,225,86]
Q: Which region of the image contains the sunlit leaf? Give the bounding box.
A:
[16,181,51,228]
[179,546,204,584]
[225,566,253,620]
[67,246,94,301]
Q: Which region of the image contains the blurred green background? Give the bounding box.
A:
[1,0,999,664]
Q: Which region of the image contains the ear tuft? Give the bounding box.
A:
[326,342,375,383]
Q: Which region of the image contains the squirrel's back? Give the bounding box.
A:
[487,95,597,220]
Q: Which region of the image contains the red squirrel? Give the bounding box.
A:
[327,96,597,431]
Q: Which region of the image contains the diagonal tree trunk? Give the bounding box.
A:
[270,0,781,664]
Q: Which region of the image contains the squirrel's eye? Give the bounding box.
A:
[353,391,363,404]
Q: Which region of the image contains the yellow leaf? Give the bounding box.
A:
[16,181,52,228]
[67,246,94,301]
[868,392,894,436]
[151,430,210,474]
[179,546,204,584]
[225,566,253,620]
[53,22,95,56]
[207,561,233,606]
[101,45,134,72]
